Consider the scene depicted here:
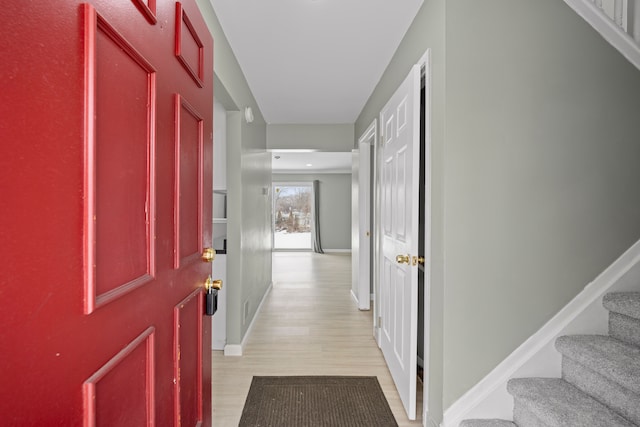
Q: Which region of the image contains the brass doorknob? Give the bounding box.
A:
[202,247,216,262]
[204,276,223,291]
[396,254,410,264]
[412,256,425,266]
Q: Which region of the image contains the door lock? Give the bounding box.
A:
[412,256,425,266]
[202,247,216,262]
[204,275,223,316]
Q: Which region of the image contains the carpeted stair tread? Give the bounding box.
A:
[507,377,635,427]
[603,292,640,320]
[555,334,640,394]
[459,420,516,427]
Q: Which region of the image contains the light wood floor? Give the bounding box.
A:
[211,252,423,426]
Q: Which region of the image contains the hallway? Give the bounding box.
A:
[211,252,423,426]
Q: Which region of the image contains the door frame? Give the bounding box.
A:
[356,122,376,311]
[372,49,432,424]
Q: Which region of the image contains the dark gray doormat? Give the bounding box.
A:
[238,376,398,427]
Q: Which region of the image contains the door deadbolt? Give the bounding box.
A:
[202,248,216,262]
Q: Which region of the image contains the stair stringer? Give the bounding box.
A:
[563,0,640,71]
[442,238,640,427]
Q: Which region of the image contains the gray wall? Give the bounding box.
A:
[235,119,272,341]
[196,0,263,121]
[197,0,272,346]
[443,0,640,408]
[268,124,355,151]
[273,174,352,251]
[356,0,640,422]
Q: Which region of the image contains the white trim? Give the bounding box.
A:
[442,238,640,426]
[223,344,242,357]
[223,282,273,357]
[350,289,359,306]
[361,118,380,343]
[357,124,375,311]
[350,290,373,312]
[563,0,640,70]
[358,120,377,146]
[419,49,433,427]
[323,249,352,253]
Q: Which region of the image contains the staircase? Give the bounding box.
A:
[461,292,640,427]
[563,0,640,70]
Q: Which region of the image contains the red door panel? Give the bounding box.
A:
[175,3,205,87]
[84,327,156,427]
[0,0,213,425]
[175,94,204,269]
[90,9,157,309]
[133,0,158,24]
[174,290,204,427]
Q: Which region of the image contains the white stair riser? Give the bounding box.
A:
[513,404,547,427]
[609,312,640,347]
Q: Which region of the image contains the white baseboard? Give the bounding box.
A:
[223,344,242,356]
[223,281,273,357]
[350,289,359,306]
[442,238,640,426]
[323,249,352,253]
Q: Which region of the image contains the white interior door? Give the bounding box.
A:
[379,64,420,420]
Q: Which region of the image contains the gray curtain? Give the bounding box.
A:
[312,180,324,254]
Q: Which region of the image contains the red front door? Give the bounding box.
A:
[0,1,213,425]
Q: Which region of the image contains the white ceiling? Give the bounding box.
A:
[210,0,423,124]
[271,151,353,174]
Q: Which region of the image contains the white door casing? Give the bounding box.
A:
[379,63,421,420]
[358,140,372,310]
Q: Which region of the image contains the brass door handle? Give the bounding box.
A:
[202,247,216,262]
[205,276,223,291]
[412,256,425,266]
[396,254,410,264]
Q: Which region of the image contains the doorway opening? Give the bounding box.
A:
[370,51,431,422]
[272,183,313,250]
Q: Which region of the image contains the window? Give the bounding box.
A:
[273,184,312,250]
